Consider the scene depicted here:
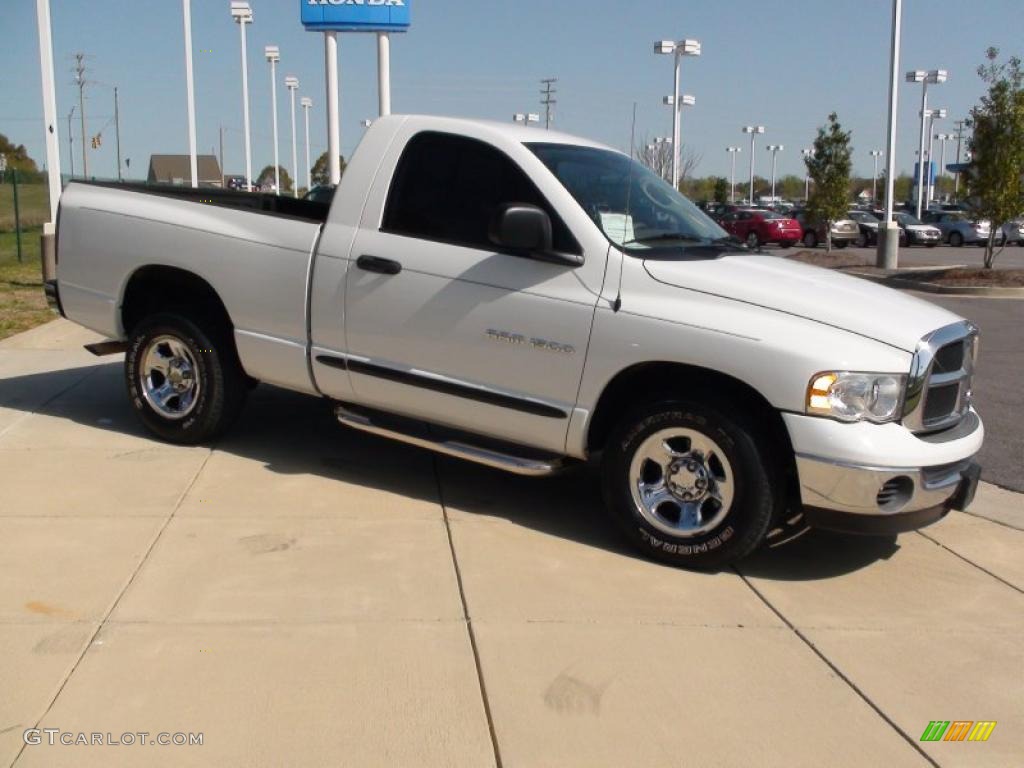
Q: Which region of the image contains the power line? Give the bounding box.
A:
[540,78,557,130]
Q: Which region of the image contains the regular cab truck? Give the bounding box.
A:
[47,115,983,568]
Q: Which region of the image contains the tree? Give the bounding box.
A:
[805,113,853,251]
[256,164,293,194]
[712,176,729,204]
[0,133,42,179]
[311,152,347,186]
[634,136,700,188]
[776,174,804,201]
[966,47,1024,269]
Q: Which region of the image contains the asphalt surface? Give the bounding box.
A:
[841,244,1023,491]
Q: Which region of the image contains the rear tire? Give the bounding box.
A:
[949,231,964,247]
[802,231,818,248]
[125,312,247,445]
[745,231,760,249]
[855,233,868,248]
[601,400,776,569]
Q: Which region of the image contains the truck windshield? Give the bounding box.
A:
[527,143,729,253]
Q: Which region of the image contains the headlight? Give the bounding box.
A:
[806,371,906,423]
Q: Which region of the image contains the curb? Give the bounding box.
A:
[846,271,1024,298]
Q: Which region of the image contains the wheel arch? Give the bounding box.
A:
[121,265,234,338]
[585,361,800,506]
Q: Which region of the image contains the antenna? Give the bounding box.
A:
[613,102,638,313]
[540,78,557,130]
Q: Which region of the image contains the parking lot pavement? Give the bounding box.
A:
[2,319,1022,768]
[846,243,1024,270]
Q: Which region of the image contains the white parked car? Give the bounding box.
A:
[46,115,983,569]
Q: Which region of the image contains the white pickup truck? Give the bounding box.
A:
[48,115,983,568]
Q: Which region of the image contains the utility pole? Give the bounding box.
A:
[540,78,557,130]
[952,118,967,201]
[74,53,88,178]
[67,106,75,177]
[114,86,122,181]
[219,125,224,185]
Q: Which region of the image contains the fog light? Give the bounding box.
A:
[877,476,913,512]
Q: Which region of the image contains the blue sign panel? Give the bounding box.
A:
[913,161,936,185]
[301,0,410,32]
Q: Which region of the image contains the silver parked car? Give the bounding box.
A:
[924,211,1003,247]
[1001,218,1024,246]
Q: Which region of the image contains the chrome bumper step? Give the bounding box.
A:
[334,404,566,477]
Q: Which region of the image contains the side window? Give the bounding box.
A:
[382,131,580,254]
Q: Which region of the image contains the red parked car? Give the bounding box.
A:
[719,208,802,248]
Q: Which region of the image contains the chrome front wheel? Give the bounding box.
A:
[628,427,735,538]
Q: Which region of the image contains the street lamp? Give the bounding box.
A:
[869,150,883,203]
[934,133,951,202]
[801,148,814,201]
[726,146,741,202]
[285,75,299,198]
[925,107,946,206]
[654,38,701,188]
[742,125,765,204]
[230,1,254,191]
[766,144,783,203]
[906,68,947,218]
[513,113,540,126]
[265,45,281,195]
[300,96,312,192]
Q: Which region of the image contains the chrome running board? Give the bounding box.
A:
[334,405,566,477]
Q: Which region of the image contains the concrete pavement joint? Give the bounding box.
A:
[963,509,1024,532]
[915,530,1024,596]
[431,455,503,768]
[8,445,214,768]
[732,566,941,768]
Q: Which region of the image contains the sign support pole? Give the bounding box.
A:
[325,32,341,185]
[377,32,391,116]
[183,0,198,187]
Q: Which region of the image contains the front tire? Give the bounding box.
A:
[125,312,247,444]
[949,231,964,247]
[745,231,760,249]
[601,401,775,569]
[802,231,818,248]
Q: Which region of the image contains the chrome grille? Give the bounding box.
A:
[903,322,978,433]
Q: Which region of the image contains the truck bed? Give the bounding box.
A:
[82,181,331,223]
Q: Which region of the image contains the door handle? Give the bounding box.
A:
[356,255,402,275]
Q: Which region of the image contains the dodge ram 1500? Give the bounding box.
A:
[47,115,983,568]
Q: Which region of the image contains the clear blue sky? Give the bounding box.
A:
[1,0,1020,182]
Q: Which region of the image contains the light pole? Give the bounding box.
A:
[906,68,947,218]
[67,106,75,177]
[230,1,254,191]
[301,97,312,192]
[654,38,701,189]
[663,93,695,186]
[36,0,62,222]
[265,46,281,195]
[377,32,391,117]
[925,107,946,206]
[869,150,883,203]
[513,113,540,127]
[285,75,299,198]
[934,133,950,202]
[182,0,198,187]
[726,146,740,202]
[801,148,813,201]
[766,145,783,202]
[742,125,765,204]
[878,0,904,269]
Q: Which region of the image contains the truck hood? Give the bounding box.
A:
[643,254,961,352]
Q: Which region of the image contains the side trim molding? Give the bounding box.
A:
[314,354,567,419]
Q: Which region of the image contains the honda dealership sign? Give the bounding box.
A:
[301,0,411,32]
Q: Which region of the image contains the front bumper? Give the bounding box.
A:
[785,409,983,535]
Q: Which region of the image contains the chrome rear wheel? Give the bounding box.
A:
[139,335,201,420]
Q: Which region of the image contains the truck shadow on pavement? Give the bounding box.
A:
[0,360,900,580]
